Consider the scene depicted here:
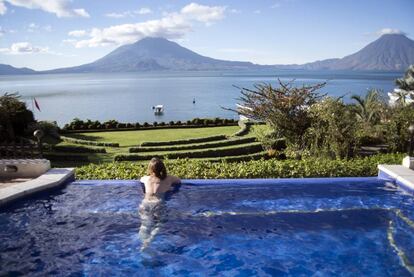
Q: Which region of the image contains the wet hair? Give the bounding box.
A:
[147,157,167,180]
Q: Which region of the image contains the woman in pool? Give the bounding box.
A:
[138,157,181,250]
[140,157,181,197]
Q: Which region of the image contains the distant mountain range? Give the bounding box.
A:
[1,34,414,75]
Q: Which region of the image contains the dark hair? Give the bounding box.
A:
[147,157,167,180]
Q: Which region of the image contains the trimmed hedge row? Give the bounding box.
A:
[75,153,404,180]
[140,135,227,147]
[61,123,239,134]
[60,136,119,147]
[130,137,257,153]
[63,117,238,132]
[115,143,263,161]
[206,151,268,163]
[233,120,250,136]
[52,144,106,153]
[44,153,89,162]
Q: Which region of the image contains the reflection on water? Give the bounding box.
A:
[138,196,167,251]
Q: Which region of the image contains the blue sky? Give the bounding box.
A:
[0,0,413,70]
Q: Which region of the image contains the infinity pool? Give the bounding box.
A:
[1,178,413,276]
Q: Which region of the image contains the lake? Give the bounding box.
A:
[0,70,402,127]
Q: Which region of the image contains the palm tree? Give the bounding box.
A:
[396,65,414,92]
[393,65,414,106]
[351,89,384,125]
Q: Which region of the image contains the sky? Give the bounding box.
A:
[0,0,413,70]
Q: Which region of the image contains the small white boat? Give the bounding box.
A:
[152,105,164,115]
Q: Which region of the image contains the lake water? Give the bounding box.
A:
[0,70,402,126]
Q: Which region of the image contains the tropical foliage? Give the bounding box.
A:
[75,153,404,180]
[0,92,34,140]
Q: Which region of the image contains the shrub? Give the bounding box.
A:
[130,137,257,153]
[60,135,119,147]
[305,98,358,159]
[140,135,227,146]
[227,79,325,149]
[134,122,141,128]
[52,144,106,153]
[386,105,414,152]
[45,153,89,162]
[143,122,149,127]
[116,143,263,161]
[159,122,165,126]
[232,120,252,136]
[153,121,158,127]
[76,153,404,180]
[169,121,175,126]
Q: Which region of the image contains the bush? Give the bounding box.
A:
[130,137,257,153]
[52,144,106,153]
[45,153,89,162]
[60,136,119,147]
[233,120,251,136]
[116,143,263,161]
[143,122,149,127]
[386,105,414,152]
[305,98,358,159]
[140,135,227,146]
[0,93,36,141]
[75,153,404,180]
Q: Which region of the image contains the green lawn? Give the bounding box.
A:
[68,126,241,147]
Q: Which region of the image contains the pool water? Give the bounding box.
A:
[1,178,414,276]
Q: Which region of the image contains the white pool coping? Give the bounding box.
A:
[0,168,74,207]
[378,164,414,192]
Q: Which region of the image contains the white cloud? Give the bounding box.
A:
[136,7,152,15]
[271,3,281,8]
[0,42,49,54]
[68,30,87,37]
[254,10,261,14]
[70,3,226,48]
[181,3,225,23]
[105,7,152,18]
[377,28,406,36]
[0,0,90,18]
[105,12,128,18]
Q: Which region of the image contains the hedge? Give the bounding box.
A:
[52,144,106,153]
[140,135,227,146]
[233,120,250,136]
[75,153,404,180]
[44,153,89,162]
[115,143,263,161]
[60,136,119,147]
[130,137,257,153]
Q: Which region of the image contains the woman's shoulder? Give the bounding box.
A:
[140,175,150,183]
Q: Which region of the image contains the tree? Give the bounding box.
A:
[391,65,414,106]
[0,92,35,141]
[396,65,414,92]
[305,98,358,159]
[227,79,325,151]
[350,89,385,125]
